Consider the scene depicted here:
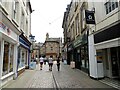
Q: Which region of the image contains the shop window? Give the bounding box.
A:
[3,41,9,75]
[9,45,14,72]
[104,49,109,70]
[2,42,14,75]
[21,50,25,67]
[81,46,88,69]
[18,47,27,68]
[85,46,89,69]
[18,47,21,68]
[25,50,27,65]
[81,47,85,68]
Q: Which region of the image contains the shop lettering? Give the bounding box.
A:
[0,22,6,30]
[0,22,11,35]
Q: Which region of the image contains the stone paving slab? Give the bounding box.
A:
[2,70,36,88]
[25,64,54,88]
[2,62,118,90]
[2,64,55,89]
[52,62,117,89]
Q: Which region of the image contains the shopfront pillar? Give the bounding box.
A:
[0,40,4,87]
[13,44,18,79]
[88,34,98,78]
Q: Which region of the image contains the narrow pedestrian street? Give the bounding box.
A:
[1,61,118,89]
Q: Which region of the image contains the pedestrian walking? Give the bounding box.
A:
[48,56,53,71]
[44,57,47,65]
[39,56,44,70]
[57,56,60,71]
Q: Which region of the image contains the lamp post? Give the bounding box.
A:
[29,34,35,61]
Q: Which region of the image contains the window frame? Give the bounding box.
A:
[105,0,119,14]
[13,0,18,20]
[2,41,14,76]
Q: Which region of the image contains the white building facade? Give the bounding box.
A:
[0,0,32,87]
[88,0,120,79]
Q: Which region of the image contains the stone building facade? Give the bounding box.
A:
[0,0,32,87]
[44,33,61,60]
[62,1,89,73]
[62,0,120,80]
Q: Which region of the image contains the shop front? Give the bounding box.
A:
[62,44,67,61]
[98,47,120,79]
[73,31,89,73]
[17,34,31,75]
[67,43,73,65]
[89,22,120,79]
[0,21,20,86]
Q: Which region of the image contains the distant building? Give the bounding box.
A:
[44,33,62,60]
[32,42,40,60]
[40,43,45,57]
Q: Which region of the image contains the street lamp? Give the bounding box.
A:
[29,34,35,61]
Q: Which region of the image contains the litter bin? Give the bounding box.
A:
[70,61,75,69]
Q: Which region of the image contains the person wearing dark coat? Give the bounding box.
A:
[57,57,60,71]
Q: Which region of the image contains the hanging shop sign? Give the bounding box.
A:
[73,35,82,48]
[85,10,95,24]
[73,31,88,48]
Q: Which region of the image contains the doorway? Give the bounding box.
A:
[110,47,120,79]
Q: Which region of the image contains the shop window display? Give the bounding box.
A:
[81,47,85,67]
[18,47,26,68]
[21,50,25,67]
[2,41,14,76]
[3,41,9,75]
[81,46,89,69]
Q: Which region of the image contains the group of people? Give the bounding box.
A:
[39,56,60,71]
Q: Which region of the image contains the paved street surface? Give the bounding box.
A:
[2,61,118,89]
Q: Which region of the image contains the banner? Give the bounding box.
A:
[85,10,95,24]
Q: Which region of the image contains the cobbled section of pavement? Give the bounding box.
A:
[52,62,117,89]
[25,64,55,88]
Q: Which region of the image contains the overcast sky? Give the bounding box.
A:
[30,0,70,43]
